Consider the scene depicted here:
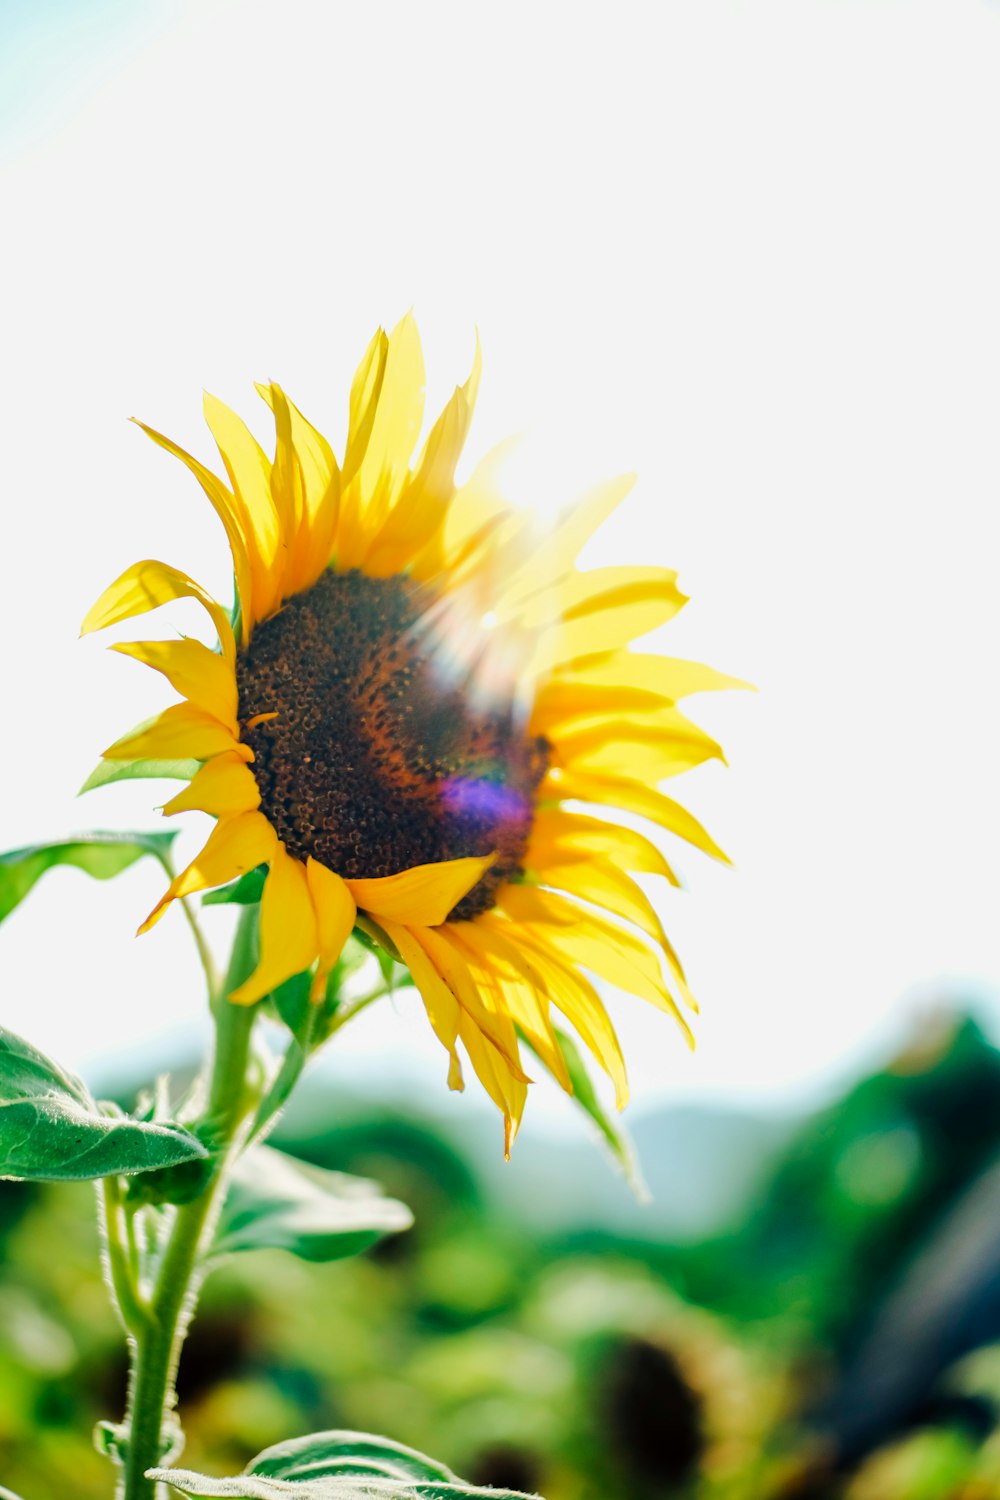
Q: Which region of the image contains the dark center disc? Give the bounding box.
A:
[236,569,549,919]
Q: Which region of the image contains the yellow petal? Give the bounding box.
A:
[363,337,481,576]
[356,312,426,511]
[550,709,724,780]
[111,638,238,730]
[103,702,250,763]
[229,845,318,1006]
[541,856,671,957]
[526,808,680,886]
[346,853,496,928]
[133,422,254,646]
[515,928,629,1109]
[558,650,754,701]
[493,886,694,1045]
[451,920,571,1092]
[305,858,357,998]
[161,753,261,817]
[202,392,282,626]
[543,768,730,864]
[415,926,530,1082]
[500,475,636,611]
[526,568,688,673]
[529,682,671,737]
[378,919,463,1089]
[138,811,277,933]
[81,559,235,665]
[342,327,389,486]
[456,1003,527,1157]
[257,383,340,589]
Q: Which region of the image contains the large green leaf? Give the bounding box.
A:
[214,1146,412,1262]
[0,1026,209,1182]
[0,830,177,925]
[78,757,202,794]
[151,1428,538,1497]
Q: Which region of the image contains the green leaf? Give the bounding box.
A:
[214,1146,412,1262]
[551,1027,649,1203]
[202,867,267,906]
[0,830,177,925]
[151,1428,539,1498]
[79,757,202,794]
[0,1026,209,1182]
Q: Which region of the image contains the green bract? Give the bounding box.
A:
[0,830,178,926]
[150,1430,539,1498]
[214,1145,413,1262]
[78,757,202,794]
[0,1027,208,1182]
[551,1026,649,1202]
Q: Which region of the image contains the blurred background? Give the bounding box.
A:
[2,1,999,1495]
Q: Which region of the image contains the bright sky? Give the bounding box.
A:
[1,0,998,1139]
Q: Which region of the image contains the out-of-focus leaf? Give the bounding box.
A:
[0,831,177,925]
[214,1146,412,1263]
[0,1026,209,1182]
[202,868,267,906]
[78,757,201,794]
[152,1427,539,1497]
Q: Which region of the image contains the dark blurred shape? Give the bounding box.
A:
[175,1311,255,1403]
[813,1155,1000,1466]
[601,1335,705,1493]
[467,1444,541,1494]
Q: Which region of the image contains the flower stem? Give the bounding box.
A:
[116,909,258,1500]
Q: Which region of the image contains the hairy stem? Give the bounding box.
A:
[116,909,258,1500]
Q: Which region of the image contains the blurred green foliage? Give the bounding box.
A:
[4,1010,1000,1499]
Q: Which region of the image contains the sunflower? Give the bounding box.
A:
[83,316,741,1150]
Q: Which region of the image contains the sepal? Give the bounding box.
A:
[79,756,202,794]
[533,1026,649,1202]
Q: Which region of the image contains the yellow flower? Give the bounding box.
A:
[83,317,741,1151]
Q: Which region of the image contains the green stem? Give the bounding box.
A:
[117,909,258,1500]
[101,1177,151,1339]
[153,850,220,1002]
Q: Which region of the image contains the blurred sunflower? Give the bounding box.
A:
[83,317,742,1149]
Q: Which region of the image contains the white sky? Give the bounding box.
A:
[1,0,998,1138]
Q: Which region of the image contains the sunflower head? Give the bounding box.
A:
[83,316,745,1153]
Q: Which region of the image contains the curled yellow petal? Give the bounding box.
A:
[346,853,496,928]
[133,423,254,646]
[81,559,235,665]
[161,753,261,817]
[112,638,238,730]
[138,811,277,934]
[229,845,318,1006]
